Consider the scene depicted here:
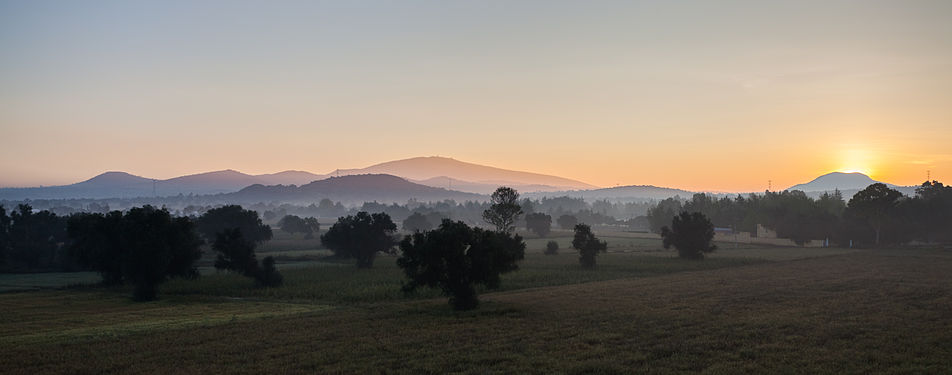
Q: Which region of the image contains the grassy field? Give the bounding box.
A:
[1,232,949,373]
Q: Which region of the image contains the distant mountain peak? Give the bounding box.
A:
[787,171,894,192]
[232,173,482,204]
[334,156,597,190]
[78,171,152,186]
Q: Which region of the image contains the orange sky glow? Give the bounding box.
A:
[1,2,950,192]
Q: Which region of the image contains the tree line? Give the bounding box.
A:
[646,181,952,247]
[0,185,708,311]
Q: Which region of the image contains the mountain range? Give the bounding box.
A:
[0,157,920,202]
[228,174,483,204]
[0,157,595,200]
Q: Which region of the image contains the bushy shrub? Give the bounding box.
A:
[545,240,559,255]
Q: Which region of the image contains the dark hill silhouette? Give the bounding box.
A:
[786,172,916,199]
[229,174,484,204]
[786,172,896,192]
[333,156,596,191]
[76,171,153,187]
[0,156,595,199]
[158,170,265,195]
[0,171,156,199]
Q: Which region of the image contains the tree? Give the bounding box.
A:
[121,206,203,300]
[210,227,284,287]
[321,212,397,268]
[525,212,552,237]
[67,211,124,284]
[483,187,523,233]
[545,240,559,255]
[69,206,203,301]
[572,224,607,268]
[213,228,259,277]
[907,180,952,243]
[7,204,67,270]
[0,205,10,265]
[256,256,283,287]
[302,217,320,239]
[278,215,309,236]
[846,183,904,246]
[402,212,434,232]
[646,198,681,234]
[661,212,717,259]
[556,214,578,230]
[196,205,273,245]
[397,219,525,310]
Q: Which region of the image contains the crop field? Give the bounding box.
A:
[1,233,949,374]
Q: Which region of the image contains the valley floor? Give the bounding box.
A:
[2,244,950,374]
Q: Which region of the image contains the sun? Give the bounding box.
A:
[836,148,876,176]
[838,168,870,174]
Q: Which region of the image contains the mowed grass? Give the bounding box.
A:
[2,233,948,373]
[0,291,330,347]
[159,252,763,304]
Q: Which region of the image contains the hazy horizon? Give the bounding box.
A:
[0,155,919,194]
[3,1,951,191]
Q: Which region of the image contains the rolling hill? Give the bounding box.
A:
[333,157,597,191]
[0,157,593,200]
[0,169,330,200]
[411,176,567,195]
[0,171,155,200]
[229,174,484,204]
[785,172,916,198]
[786,172,896,192]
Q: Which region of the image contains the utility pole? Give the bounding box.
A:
[768,179,772,192]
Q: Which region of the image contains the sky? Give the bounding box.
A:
[1,0,951,192]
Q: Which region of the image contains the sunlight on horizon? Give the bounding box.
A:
[0,1,950,191]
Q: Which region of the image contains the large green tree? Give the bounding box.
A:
[69,206,203,300]
[321,212,397,268]
[661,212,717,259]
[0,205,9,265]
[67,211,124,284]
[525,212,552,237]
[556,214,578,230]
[911,180,952,243]
[572,224,607,268]
[212,228,259,277]
[846,183,904,246]
[646,198,681,234]
[8,204,67,269]
[211,228,283,287]
[398,219,525,310]
[402,212,434,232]
[196,205,273,244]
[483,187,523,233]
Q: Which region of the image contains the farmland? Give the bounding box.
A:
[1,232,949,373]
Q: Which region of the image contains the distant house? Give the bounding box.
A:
[714,227,733,234]
[757,224,777,239]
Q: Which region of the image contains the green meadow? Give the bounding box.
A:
[2,231,949,373]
